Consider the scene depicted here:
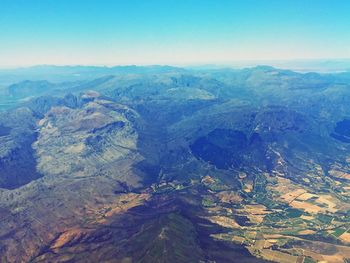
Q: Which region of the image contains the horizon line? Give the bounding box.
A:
[1,57,350,70]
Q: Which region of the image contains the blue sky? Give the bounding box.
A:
[0,0,349,67]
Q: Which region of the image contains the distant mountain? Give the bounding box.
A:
[188,59,350,73]
[0,65,186,84]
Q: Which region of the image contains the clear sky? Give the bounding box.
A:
[0,0,349,67]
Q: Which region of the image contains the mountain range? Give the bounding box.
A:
[0,65,350,262]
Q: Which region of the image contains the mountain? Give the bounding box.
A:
[0,66,350,262]
[0,65,186,110]
[0,65,185,84]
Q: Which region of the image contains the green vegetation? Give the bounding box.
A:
[333,228,347,237]
[316,214,333,224]
[285,208,303,218]
[202,196,216,207]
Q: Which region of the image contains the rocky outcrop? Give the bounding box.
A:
[33,94,142,188]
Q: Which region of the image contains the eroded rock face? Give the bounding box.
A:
[0,94,149,262]
[33,96,142,188]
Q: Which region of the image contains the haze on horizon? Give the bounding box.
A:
[1,0,350,68]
